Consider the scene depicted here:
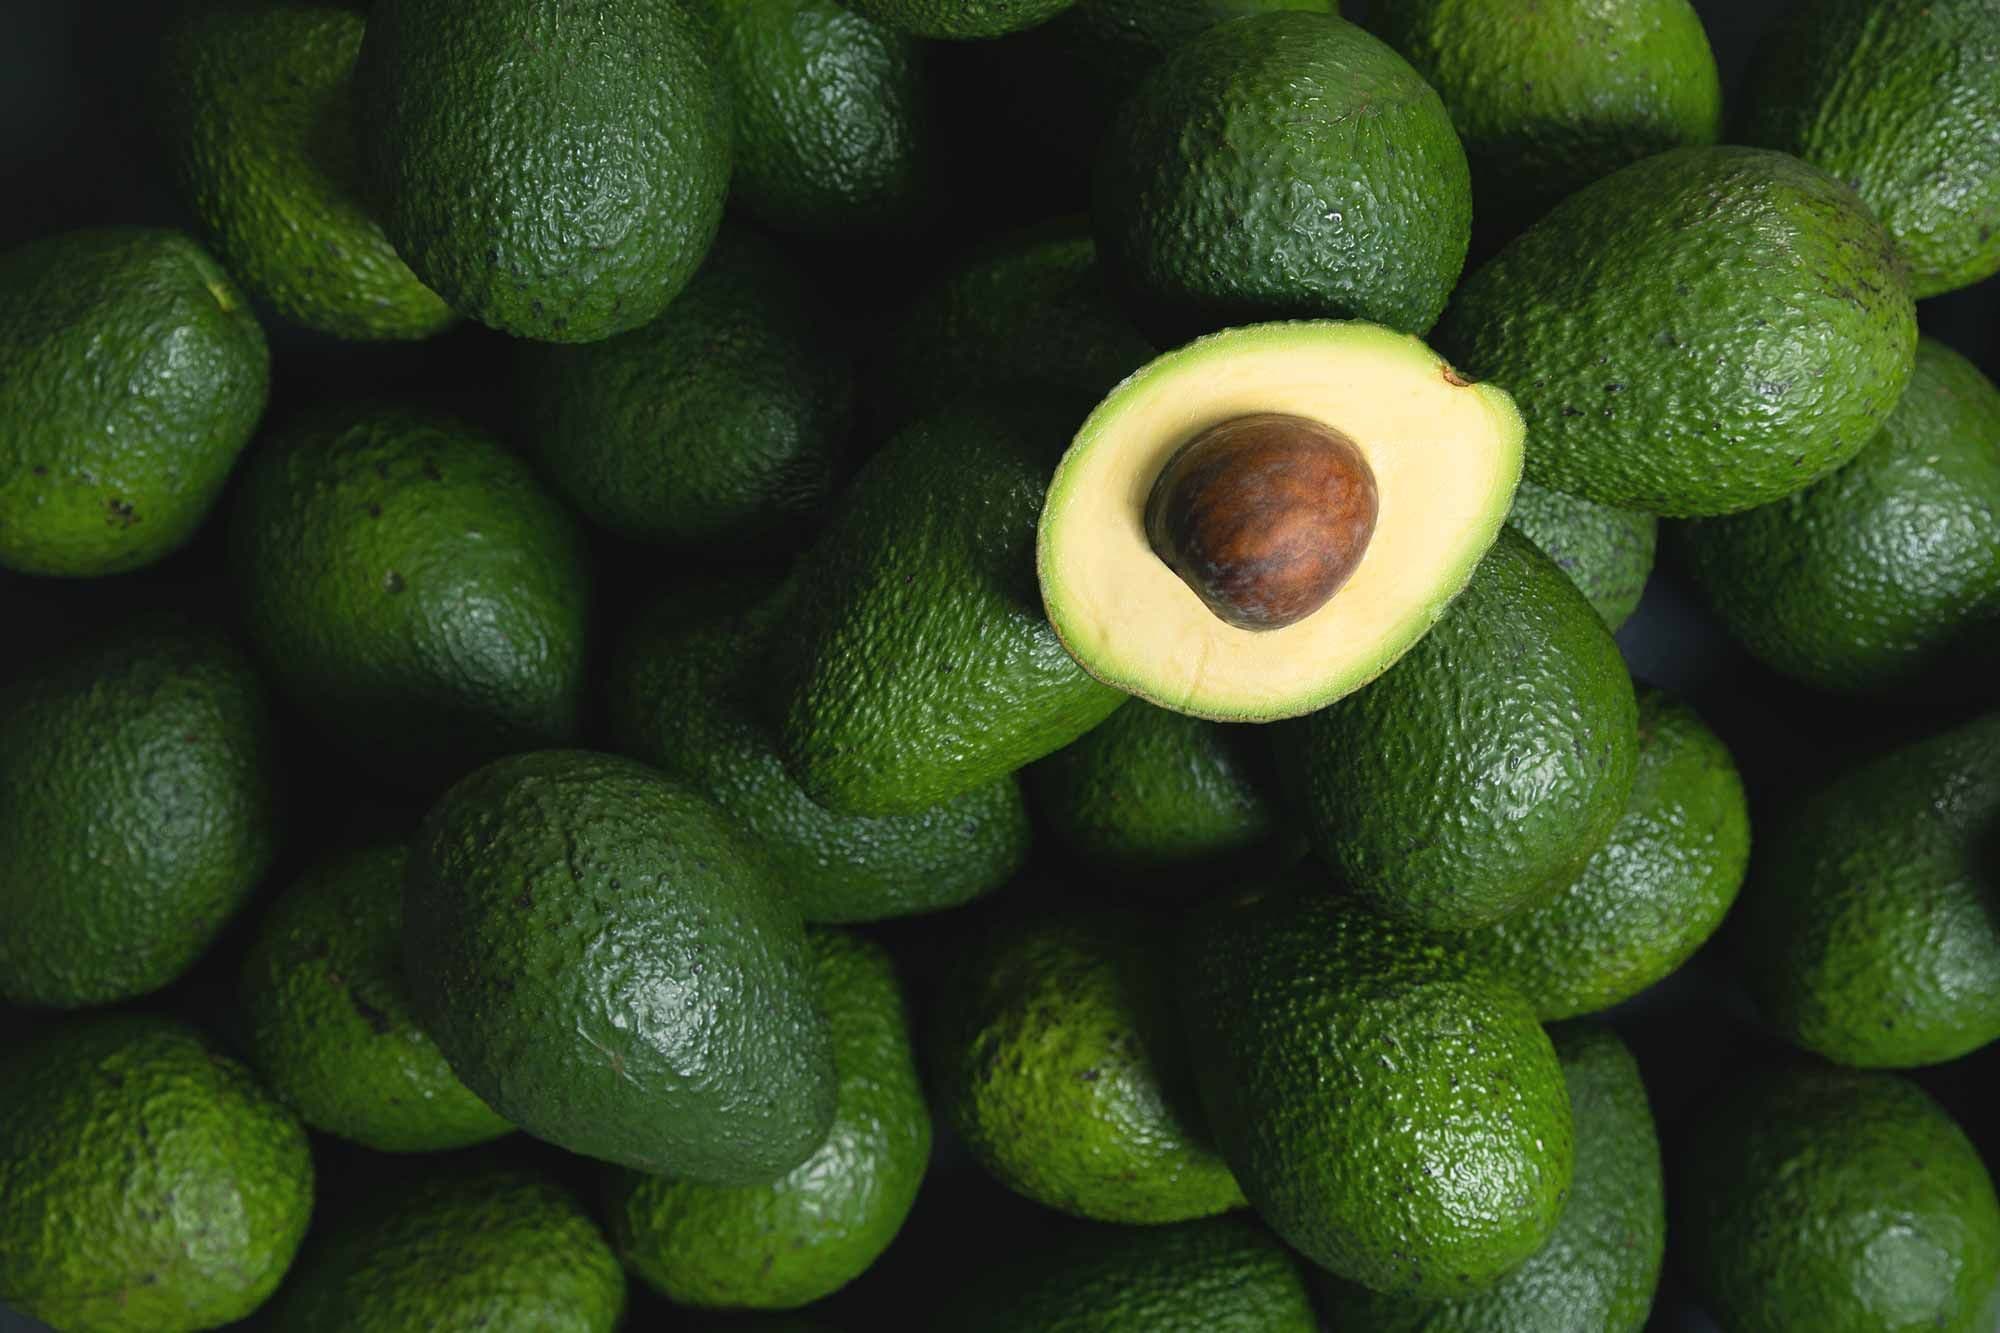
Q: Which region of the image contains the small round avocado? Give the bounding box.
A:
[0,227,268,576]
[241,840,515,1152]
[0,616,284,1009]
[604,928,930,1310]
[839,0,1075,40]
[0,1016,315,1333]
[1674,1066,2000,1333]
[1505,481,1658,631]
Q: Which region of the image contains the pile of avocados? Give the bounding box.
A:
[3,0,1999,1330]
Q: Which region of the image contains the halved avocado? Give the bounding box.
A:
[1038,321,1524,721]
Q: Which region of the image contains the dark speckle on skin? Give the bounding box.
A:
[382,570,406,594]
[105,498,139,528]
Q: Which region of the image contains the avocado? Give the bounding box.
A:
[0,616,284,1009]
[271,1164,625,1333]
[0,227,268,576]
[1039,321,1523,723]
[1675,336,2000,693]
[230,402,591,795]
[1740,0,2000,299]
[1436,146,1918,516]
[1460,686,1748,1020]
[404,749,836,1182]
[1674,1066,2000,1333]
[767,399,1124,817]
[1093,13,1471,345]
[1316,1022,1664,1331]
[520,230,849,554]
[1179,875,1573,1297]
[1732,712,2000,1069]
[0,1016,314,1333]
[1370,0,1721,238]
[1053,0,1338,103]
[932,908,1245,1224]
[1505,480,1657,631]
[354,0,729,341]
[604,928,929,1310]
[156,0,454,341]
[604,577,1030,924]
[240,839,514,1152]
[840,0,1075,40]
[1286,525,1638,930]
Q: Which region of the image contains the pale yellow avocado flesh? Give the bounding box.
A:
[1037,321,1525,722]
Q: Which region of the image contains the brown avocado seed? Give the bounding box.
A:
[1144,413,1379,632]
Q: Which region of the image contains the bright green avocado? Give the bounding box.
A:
[1179,875,1573,1297]
[0,616,283,1009]
[0,1016,315,1333]
[354,0,730,341]
[1740,0,2000,298]
[156,0,455,340]
[0,227,268,576]
[1675,336,2000,693]
[1093,12,1471,345]
[1731,712,2000,1069]
[840,0,1075,40]
[1436,146,1917,516]
[404,749,836,1183]
[1505,481,1657,631]
[603,928,930,1310]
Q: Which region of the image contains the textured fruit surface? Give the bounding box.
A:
[841,0,1075,40]
[1054,0,1338,101]
[1505,481,1657,631]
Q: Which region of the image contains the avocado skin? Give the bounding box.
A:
[0,1016,315,1333]
[1733,712,2000,1069]
[271,1164,625,1333]
[0,616,283,1009]
[0,227,268,576]
[1505,482,1657,632]
[404,749,836,1184]
[1674,1067,2000,1333]
[1436,146,1917,516]
[1178,877,1573,1297]
[355,0,729,342]
[840,0,1074,40]
[1054,0,1337,102]
[1462,686,1749,1021]
[156,1,454,340]
[1289,527,1638,931]
[604,928,930,1310]
[1094,13,1470,345]
[1675,337,2000,693]
[1740,0,2000,299]
[768,401,1125,817]
[521,230,849,554]
[606,578,1029,924]
[1317,1022,1664,1332]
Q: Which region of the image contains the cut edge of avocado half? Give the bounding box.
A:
[1038,321,1524,722]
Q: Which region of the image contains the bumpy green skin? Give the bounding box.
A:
[604,929,930,1310]
[870,220,1154,433]
[230,403,591,794]
[156,1,454,340]
[404,750,836,1182]
[1741,0,2000,299]
[1733,712,2000,1069]
[841,0,1074,39]
[0,618,283,1009]
[0,227,268,576]
[1371,0,1721,236]
[0,1017,315,1333]
[767,402,1125,817]
[1674,1067,2000,1333]
[1676,337,2000,693]
[240,841,514,1152]
[1318,1023,1664,1331]
[355,0,729,341]
[1289,528,1638,930]
[962,1215,1318,1333]
[1437,146,1917,516]
[605,579,1030,923]
[1462,687,1749,1020]
[271,1166,625,1333]
[1179,879,1573,1297]
[932,910,1245,1224]
[1054,0,1337,101]
[1504,483,1657,631]
[521,231,849,553]
[1093,13,1471,344]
